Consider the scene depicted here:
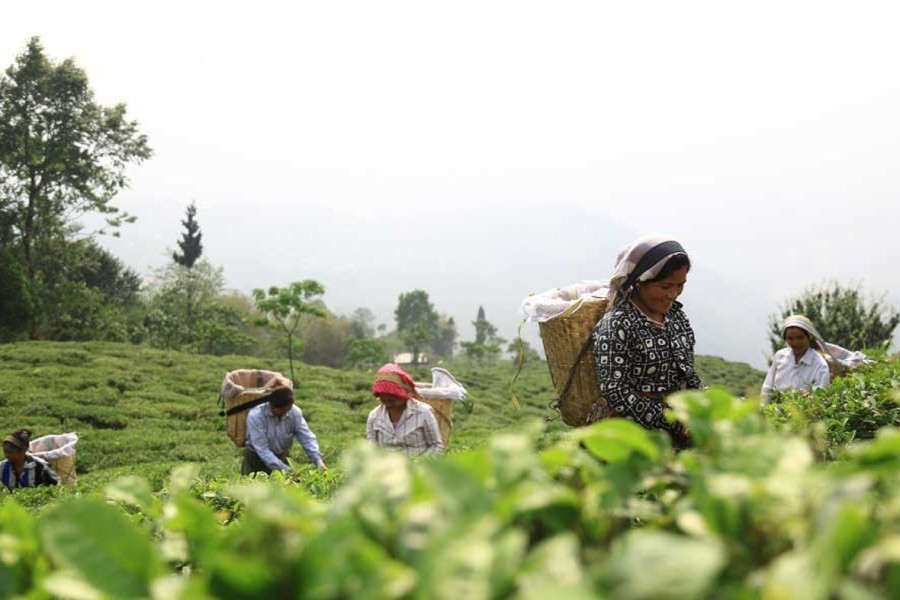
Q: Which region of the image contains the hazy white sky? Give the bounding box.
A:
[3,1,899,368]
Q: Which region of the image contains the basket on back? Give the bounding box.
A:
[219,369,292,448]
[538,296,610,426]
[415,367,468,450]
[28,432,78,487]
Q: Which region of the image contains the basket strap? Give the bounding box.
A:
[507,319,527,410]
[224,396,270,416]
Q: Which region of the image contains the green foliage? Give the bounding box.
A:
[0,37,151,337]
[769,282,900,354]
[171,201,203,269]
[762,356,900,456]
[463,306,506,364]
[395,290,439,365]
[347,338,389,370]
[431,314,458,359]
[253,280,327,383]
[145,260,226,350]
[694,355,766,397]
[1,375,899,597]
[473,305,498,345]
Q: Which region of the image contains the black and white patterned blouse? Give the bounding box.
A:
[591,300,703,431]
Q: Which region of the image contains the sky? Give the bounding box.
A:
[3,1,899,369]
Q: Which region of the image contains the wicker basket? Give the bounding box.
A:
[49,454,77,488]
[539,296,609,426]
[221,370,292,448]
[419,397,454,449]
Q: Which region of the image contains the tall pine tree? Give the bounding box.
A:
[172,202,204,335]
[173,202,203,268]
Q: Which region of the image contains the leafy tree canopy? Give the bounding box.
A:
[394,290,439,364]
[0,37,152,270]
[253,280,326,383]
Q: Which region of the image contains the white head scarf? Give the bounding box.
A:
[781,314,874,368]
[608,234,689,307]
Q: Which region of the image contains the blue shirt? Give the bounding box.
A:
[0,456,60,490]
[245,403,324,470]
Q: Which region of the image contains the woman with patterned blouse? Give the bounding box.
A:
[588,235,702,448]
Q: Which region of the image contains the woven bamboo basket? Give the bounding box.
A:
[49,454,77,488]
[539,296,609,426]
[226,390,273,448]
[419,397,454,449]
[221,369,293,448]
[820,352,847,380]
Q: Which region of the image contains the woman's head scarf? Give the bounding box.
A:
[608,235,688,307]
[372,363,419,401]
[781,315,827,352]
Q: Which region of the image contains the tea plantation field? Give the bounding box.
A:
[0,341,764,493]
[6,343,899,599]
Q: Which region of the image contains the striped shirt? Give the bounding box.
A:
[245,404,325,471]
[1,456,60,490]
[592,300,704,431]
[366,399,444,457]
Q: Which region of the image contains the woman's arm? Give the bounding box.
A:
[760,360,777,404]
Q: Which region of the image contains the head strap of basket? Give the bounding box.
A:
[609,235,688,308]
[372,364,419,400]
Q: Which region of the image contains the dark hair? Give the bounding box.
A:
[267,387,294,407]
[648,254,691,283]
[3,429,32,451]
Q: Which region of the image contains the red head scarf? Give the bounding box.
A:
[372,363,418,401]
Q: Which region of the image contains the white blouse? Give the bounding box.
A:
[761,347,831,403]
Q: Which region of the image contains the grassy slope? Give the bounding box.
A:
[0,341,763,492]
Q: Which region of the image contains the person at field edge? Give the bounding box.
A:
[587,235,703,449]
[366,363,444,457]
[760,314,831,404]
[1,429,60,490]
[242,387,328,475]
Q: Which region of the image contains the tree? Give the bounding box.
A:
[171,202,204,334]
[172,202,203,268]
[473,306,498,345]
[253,281,326,384]
[769,282,900,354]
[507,339,541,364]
[144,260,225,350]
[431,315,458,359]
[0,38,152,336]
[347,307,376,339]
[191,303,254,356]
[346,338,389,370]
[463,306,505,364]
[394,290,439,365]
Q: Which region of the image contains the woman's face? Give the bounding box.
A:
[784,327,811,356]
[2,442,24,463]
[378,393,407,411]
[635,265,689,316]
